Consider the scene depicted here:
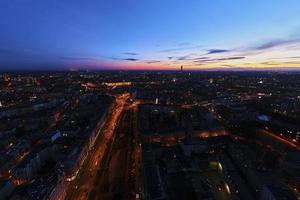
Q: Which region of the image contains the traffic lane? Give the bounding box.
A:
[66,94,129,199]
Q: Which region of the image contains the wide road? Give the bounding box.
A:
[64,93,130,200]
[259,128,300,151]
[86,99,143,200]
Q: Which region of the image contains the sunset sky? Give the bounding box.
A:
[1,0,300,70]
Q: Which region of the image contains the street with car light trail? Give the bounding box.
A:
[64,93,130,200]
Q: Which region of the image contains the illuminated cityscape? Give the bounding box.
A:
[0,71,300,200]
[1,1,300,200]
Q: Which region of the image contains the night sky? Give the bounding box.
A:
[1,0,300,70]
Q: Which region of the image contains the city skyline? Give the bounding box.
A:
[1,0,300,70]
[2,71,300,199]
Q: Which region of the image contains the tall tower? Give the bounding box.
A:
[180,65,183,72]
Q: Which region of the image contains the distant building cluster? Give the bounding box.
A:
[1,71,300,200]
